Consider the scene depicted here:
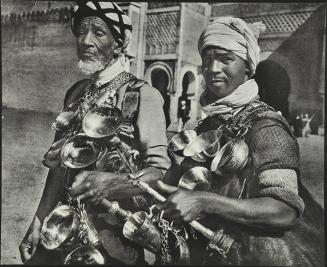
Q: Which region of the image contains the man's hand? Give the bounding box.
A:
[70,171,127,205]
[19,216,41,263]
[155,183,205,223]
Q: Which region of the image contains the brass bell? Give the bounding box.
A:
[82,105,123,138]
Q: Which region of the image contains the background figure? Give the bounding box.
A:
[177,95,191,132]
[254,60,291,122]
[301,113,314,137]
[293,113,303,137]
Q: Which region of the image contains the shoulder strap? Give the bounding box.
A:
[63,79,91,108]
[233,100,275,129]
[121,79,146,122]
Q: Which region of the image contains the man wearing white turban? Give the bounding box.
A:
[198,17,263,78]
[156,17,324,266]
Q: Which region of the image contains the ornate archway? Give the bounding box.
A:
[144,62,173,126]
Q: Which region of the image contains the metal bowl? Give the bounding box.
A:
[40,205,80,251]
[52,111,77,131]
[82,105,123,138]
[183,130,222,162]
[168,130,197,156]
[61,133,102,169]
[178,166,213,191]
[211,138,249,175]
[64,245,105,264]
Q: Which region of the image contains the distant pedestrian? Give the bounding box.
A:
[177,96,191,132]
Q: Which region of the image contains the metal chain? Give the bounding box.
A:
[75,197,89,245]
[157,214,170,265]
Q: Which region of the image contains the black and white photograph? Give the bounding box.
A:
[1,1,325,265]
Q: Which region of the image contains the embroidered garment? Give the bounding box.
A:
[94,57,125,87]
[40,72,170,264]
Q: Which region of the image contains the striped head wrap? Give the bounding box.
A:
[198,17,266,77]
[71,1,132,50]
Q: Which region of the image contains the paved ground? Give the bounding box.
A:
[1,107,324,264]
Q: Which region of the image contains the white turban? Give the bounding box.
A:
[198,17,265,77]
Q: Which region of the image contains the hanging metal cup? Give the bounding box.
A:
[61,133,102,169]
[183,129,222,162]
[64,245,105,265]
[41,203,102,254]
[82,105,123,138]
[211,138,249,175]
[122,211,190,264]
[168,130,197,156]
[123,211,162,255]
[40,205,81,251]
[178,166,213,191]
[52,111,78,131]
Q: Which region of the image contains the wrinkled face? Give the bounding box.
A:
[201,46,248,99]
[76,16,117,75]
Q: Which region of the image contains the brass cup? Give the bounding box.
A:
[40,205,80,251]
[123,211,162,255]
[82,105,123,138]
[52,111,77,130]
[61,133,102,169]
[123,211,190,264]
[211,138,249,175]
[168,130,197,156]
[183,129,222,162]
[64,245,105,264]
[178,166,213,191]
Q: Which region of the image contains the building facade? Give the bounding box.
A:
[1,1,325,129]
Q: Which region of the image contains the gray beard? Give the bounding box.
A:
[77,59,106,76]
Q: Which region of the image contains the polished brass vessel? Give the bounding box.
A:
[178,166,213,191]
[64,245,105,264]
[61,133,102,169]
[211,138,249,175]
[123,211,190,264]
[82,105,123,138]
[183,129,222,162]
[168,130,197,156]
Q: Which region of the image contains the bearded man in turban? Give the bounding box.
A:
[156,17,324,266]
[19,1,170,264]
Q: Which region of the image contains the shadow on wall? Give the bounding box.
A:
[254,60,322,136]
[254,60,291,121]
